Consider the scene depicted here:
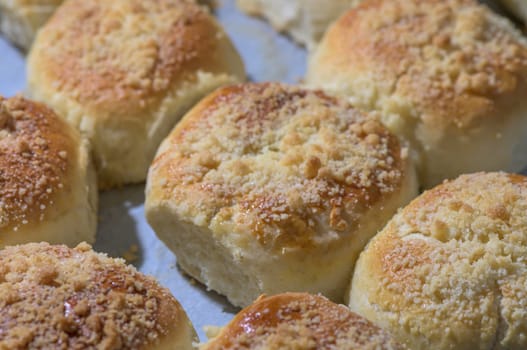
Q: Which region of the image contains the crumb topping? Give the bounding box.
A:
[0,242,183,349]
[32,0,226,114]
[311,0,527,130]
[204,293,403,350]
[0,96,75,232]
[151,83,408,249]
[364,172,527,348]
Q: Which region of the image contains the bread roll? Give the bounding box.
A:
[236,0,357,49]
[0,0,63,51]
[27,0,245,189]
[145,82,417,307]
[0,96,96,248]
[0,242,197,349]
[202,293,404,349]
[500,0,527,23]
[349,172,527,350]
[307,0,527,188]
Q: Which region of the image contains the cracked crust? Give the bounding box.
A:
[349,172,527,350]
[0,242,197,349]
[146,82,417,306]
[307,0,527,188]
[27,0,245,188]
[0,96,97,248]
[202,293,404,350]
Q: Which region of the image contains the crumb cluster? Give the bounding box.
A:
[205,293,403,349]
[152,83,408,249]
[0,96,74,232]
[0,242,182,349]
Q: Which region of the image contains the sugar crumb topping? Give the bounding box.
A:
[316,0,527,130]
[153,83,408,249]
[0,96,74,232]
[0,242,182,349]
[204,293,403,349]
[34,0,221,113]
[367,172,527,348]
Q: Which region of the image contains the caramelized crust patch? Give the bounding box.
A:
[151,83,408,249]
[32,0,228,115]
[0,242,184,349]
[204,293,403,349]
[310,0,527,130]
[0,96,75,232]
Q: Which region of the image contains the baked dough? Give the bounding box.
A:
[307,0,527,188]
[27,0,245,189]
[145,83,417,307]
[202,293,404,349]
[236,0,358,49]
[0,96,97,248]
[0,242,197,349]
[0,0,63,50]
[349,172,527,350]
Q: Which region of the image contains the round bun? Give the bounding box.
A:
[500,0,527,23]
[0,242,197,349]
[202,293,404,349]
[27,0,245,189]
[145,82,417,307]
[307,0,527,188]
[349,172,527,350]
[236,0,357,49]
[0,0,63,51]
[0,96,97,248]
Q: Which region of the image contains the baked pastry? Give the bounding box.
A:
[0,242,197,349]
[145,82,417,307]
[0,0,63,51]
[500,0,527,23]
[306,0,527,189]
[349,172,527,350]
[201,293,404,349]
[0,96,96,248]
[236,0,357,49]
[27,0,245,189]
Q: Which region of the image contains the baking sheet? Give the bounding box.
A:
[0,0,306,342]
[0,0,520,343]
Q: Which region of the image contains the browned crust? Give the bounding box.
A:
[30,0,236,117]
[0,242,189,349]
[0,96,77,233]
[352,172,527,349]
[310,0,527,130]
[149,83,409,250]
[204,293,403,349]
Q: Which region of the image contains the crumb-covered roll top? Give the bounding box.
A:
[148,83,413,250]
[0,242,196,349]
[203,293,403,349]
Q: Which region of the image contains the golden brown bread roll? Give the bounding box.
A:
[236,0,358,49]
[145,82,417,307]
[201,293,404,349]
[349,172,527,350]
[0,242,197,349]
[27,0,245,189]
[0,96,97,248]
[0,0,63,50]
[307,0,527,189]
